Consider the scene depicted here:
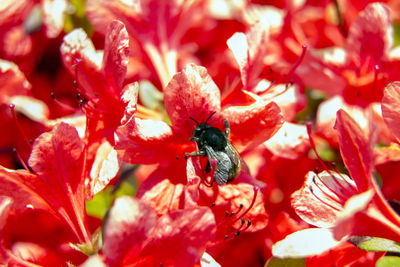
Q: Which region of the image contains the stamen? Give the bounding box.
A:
[210,188,259,247]
[306,122,335,176]
[309,187,342,211]
[232,187,258,224]
[227,219,253,240]
[243,220,252,231]
[307,123,357,198]
[13,148,31,171]
[234,220,252,235]
[331,163,358,194]
[229,204,243,217]
[313,172,348,204]
[223,218,246,240]
[257,80,277,95]
[9,104,31,151]
[285,45,307,82]
[50,92,77,112]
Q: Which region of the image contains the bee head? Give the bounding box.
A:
[189,111,217,139]
[192,123,212,139]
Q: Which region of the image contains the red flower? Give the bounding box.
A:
[0,123,96,265]
[60,20,138,197]
[289,109,400,250]
[86,0,212,87]
[226,20,307,121]
[0,0,67,72]
[60,19,132,134]
[0,59,49,168]
[96,196,216,267]
[314,95,394,148]
[376,82,400,201]
[297,3,398,107]
[114,64,278,262]
[115,64,281,236]
[115,63,283,170]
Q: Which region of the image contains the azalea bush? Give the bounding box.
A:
[3,0,400,266]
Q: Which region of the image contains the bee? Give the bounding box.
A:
[185,111,241,185]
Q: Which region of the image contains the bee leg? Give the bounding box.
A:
[184,150,205,159]
[224,118,230,137]
[189,137,199,142]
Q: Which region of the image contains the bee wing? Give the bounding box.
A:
[225,142,241,174]
[204,146,231,185]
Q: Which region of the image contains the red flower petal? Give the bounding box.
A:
[334,109,373,191]
[0,1,33,26]
[222,91,283,149]
[9,242,66,266]
[101,20,130,95]
[0,196,12,261]
[382,82,400,140]
[137,207,216,267]
[29,123,84,196]
[273,228,342,258]
[61,22,128,108]
[0,59,31,103]
[212,183,268,232]
[103,196,157,266]
[27,122,90,242]
[164,63,222,138]
[346,3,393,66]
[60,28,104,101]
[295,48,347,97]
[42,0,67,38]
[88,141,119,198]
[263,122,310,160]
[291,171,358,228]
[115,117,174,164]
[0,123,92,245]
[227,19,269,89]
[86,0,140,37]
[120,82,139,125]
[333,191,400,242]
[136,170,185,216]
[186,154,268,232]
[0,168,52,213]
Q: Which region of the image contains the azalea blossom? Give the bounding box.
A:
[3,0,400,266]
[273,109,400,261]
[115,63,283,176]
[297,3,399,107]
[0,123,97,265]
[89,196,216,266]
[115,63,281,258]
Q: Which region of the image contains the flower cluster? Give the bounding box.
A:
[2,0,400,266]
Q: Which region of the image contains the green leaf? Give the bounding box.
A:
[394,22,400,47]
[349,236,400,254]
[85,166,138,219]
[85,188,114,219]
[295,88,326,123]
[64,0,93,35]
[139,80,164,110]
[265,257,306,267]
[376,256,400,267]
